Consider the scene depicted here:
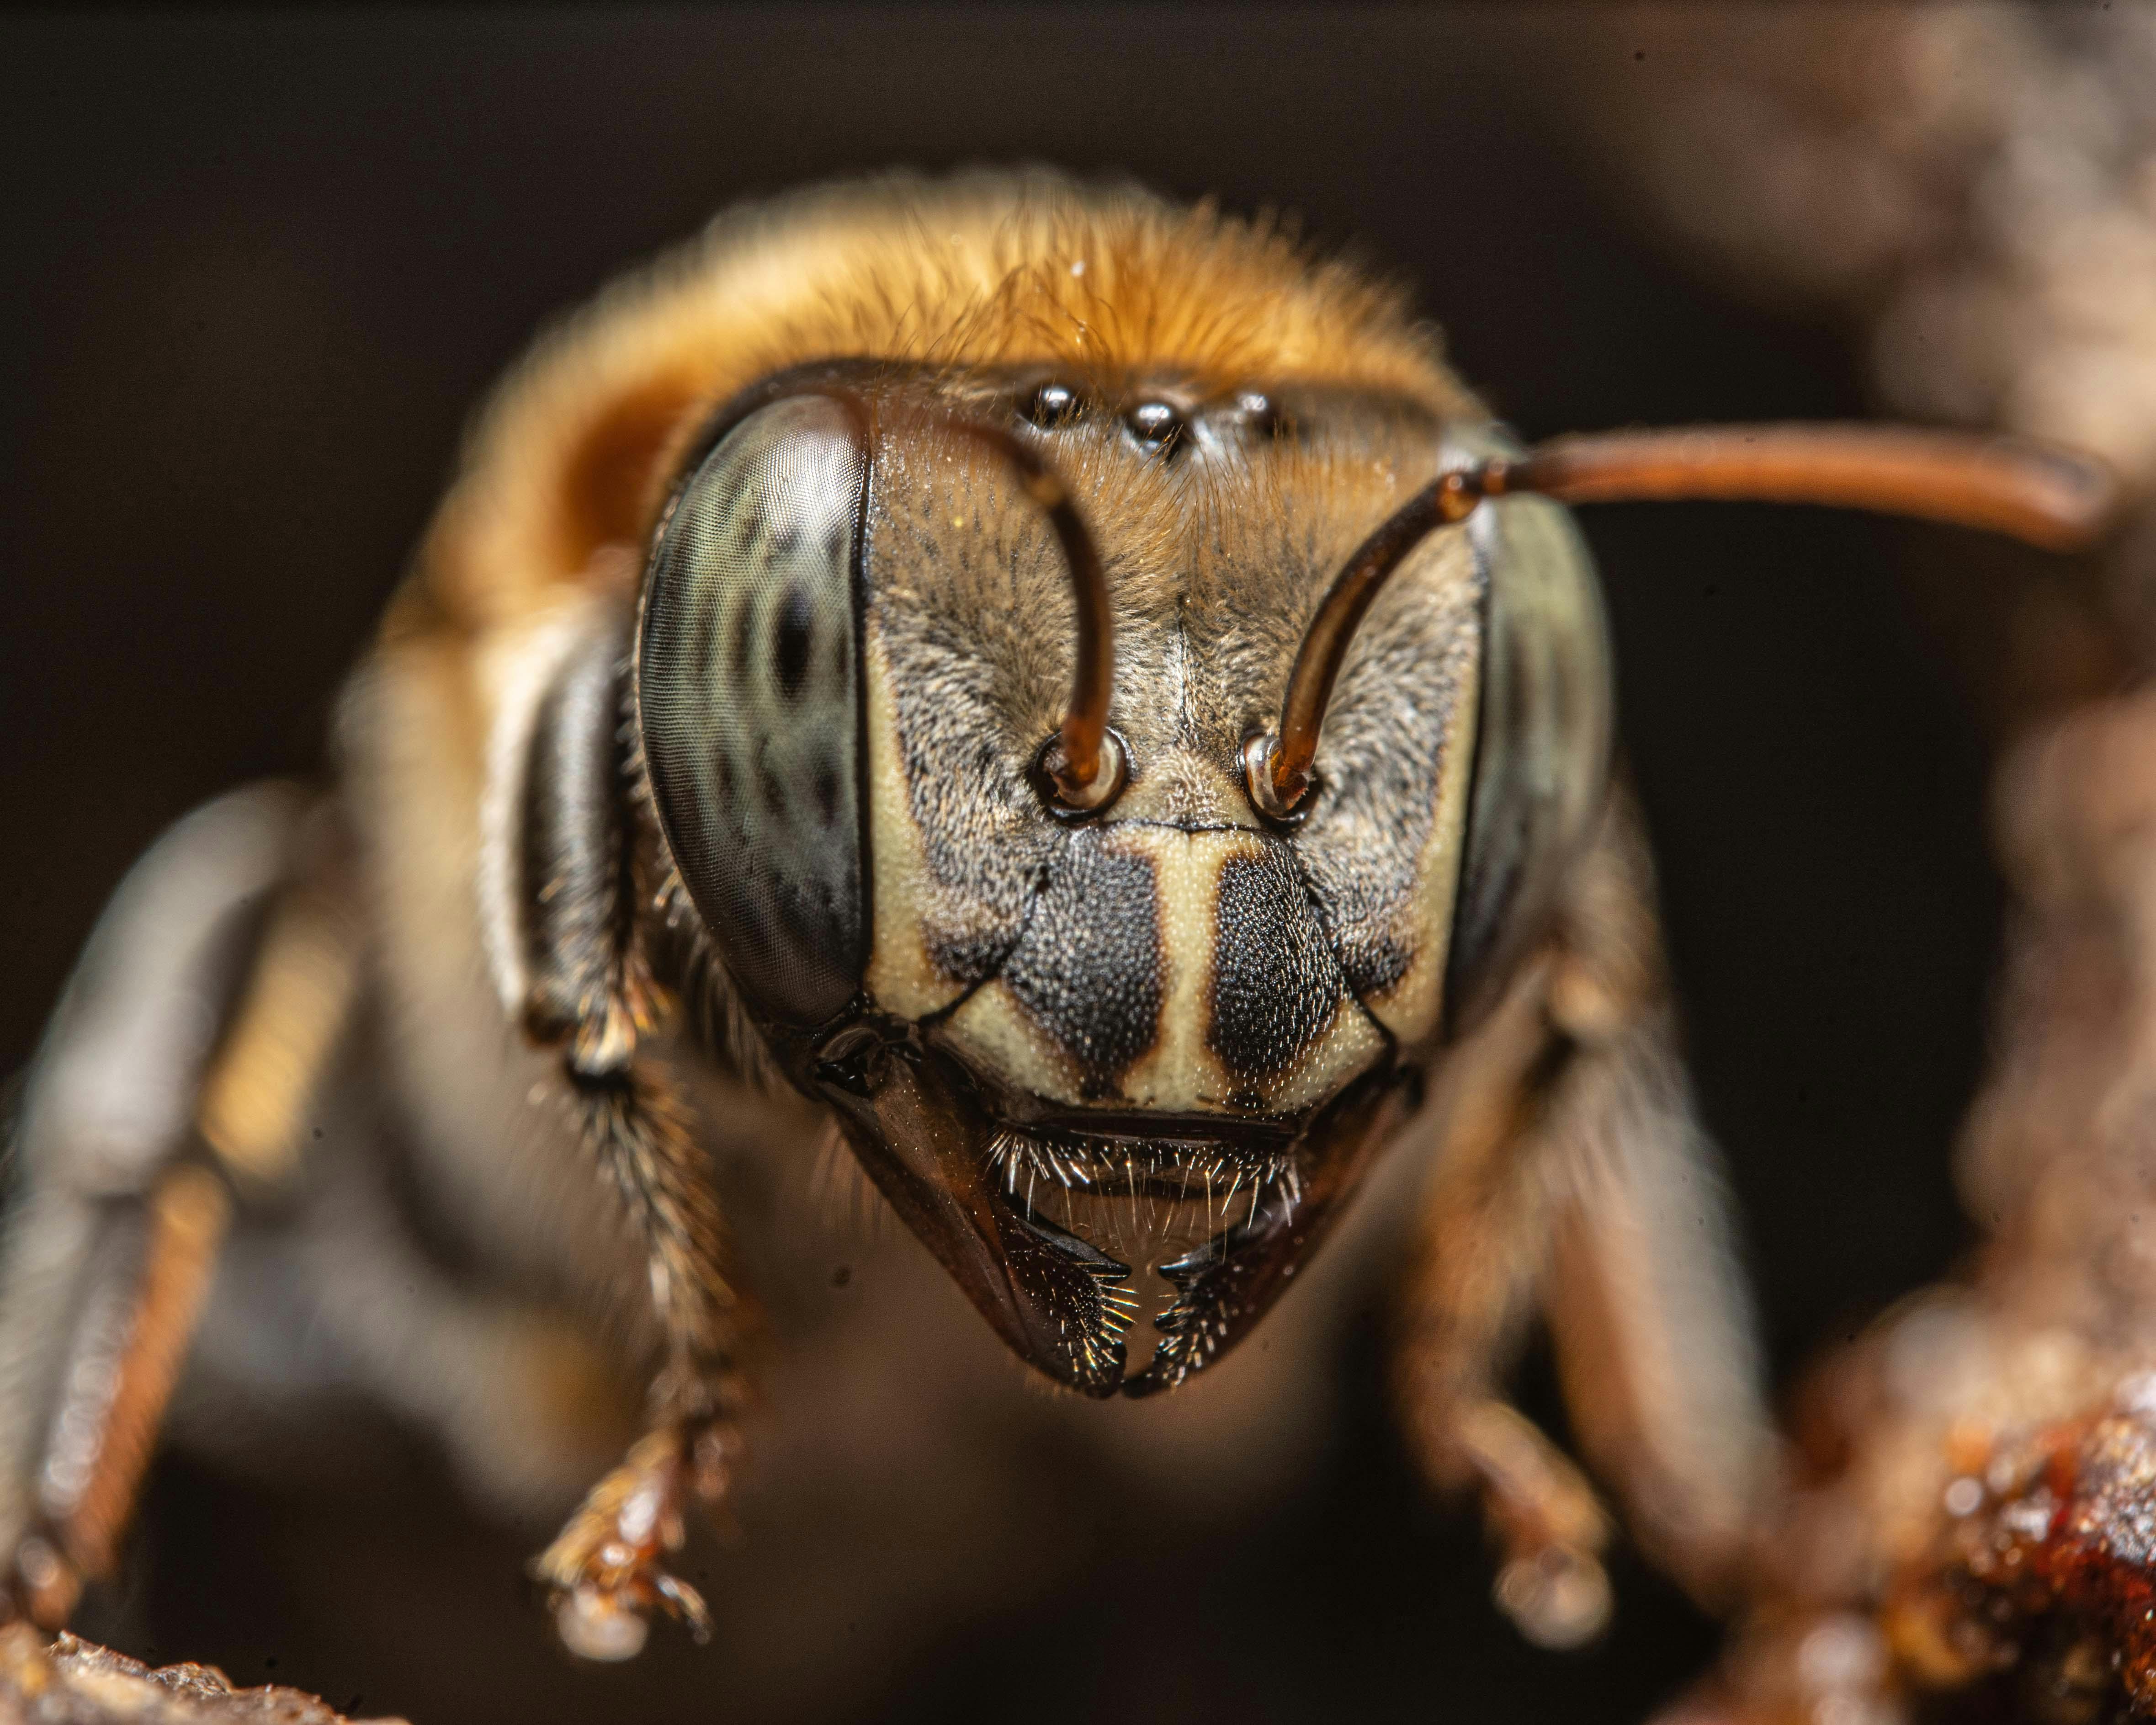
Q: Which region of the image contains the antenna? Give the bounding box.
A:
[1247,423,2120,818]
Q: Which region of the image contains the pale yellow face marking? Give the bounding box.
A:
[860,628,966,1020]
[1265,976,1388,1115]
[1117,823,1235,1111]
[939,975,1066,1102]
[938,820,1390,1116]
[1360,641,1481,1049]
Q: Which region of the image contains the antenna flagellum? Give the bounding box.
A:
[1250,422,2119,819]
[874,405,1121,813]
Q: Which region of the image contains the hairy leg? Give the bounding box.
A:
[510,616,748,1659]
[528,1057,748,1660]
[1392,962,1618,1647]
[1393,796,1768,1642]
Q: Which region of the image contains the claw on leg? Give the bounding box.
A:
[1455,1400,1614,1649]
[533,1425,720,1661]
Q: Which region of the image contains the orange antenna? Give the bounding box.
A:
[882,408,1120,812]
[1245,423,2120,820]
[724,378,1121,810]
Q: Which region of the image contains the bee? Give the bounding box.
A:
[0,170,2114,1666]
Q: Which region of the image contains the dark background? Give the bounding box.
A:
[0,11,2023,1723]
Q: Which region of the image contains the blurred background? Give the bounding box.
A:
[0,7,2137,1723]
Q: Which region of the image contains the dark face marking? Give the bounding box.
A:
[1343,933,1411,1001]
[1000,836,1164,1102]
[754,367,1520,1406]
[1208,843,1349,1097]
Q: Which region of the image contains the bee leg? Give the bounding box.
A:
[513,620,742,1660]
[1392,980,1617,1649]
[1395,794,1767,1644]
[1531,804,1769,1606]
[0,788,358,1627]
[529,1059,740,1661]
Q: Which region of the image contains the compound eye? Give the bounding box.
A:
[637,394,867,1030]
[1442,436,1613,1038]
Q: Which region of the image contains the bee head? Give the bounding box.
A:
[636,363,1610,1395]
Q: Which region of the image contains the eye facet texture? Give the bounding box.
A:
[638,395,867,1029]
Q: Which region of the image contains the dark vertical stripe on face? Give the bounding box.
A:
[1209,845,1345,1092]
[1001,840,1163,1101]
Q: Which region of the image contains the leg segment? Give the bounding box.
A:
[21,1166,229,1626]
[531,1058,747,1661]
[512,616,747,1659]
[1395,794,1768,1641]
[0,788,359,1625]
[1392,972,1618,1647]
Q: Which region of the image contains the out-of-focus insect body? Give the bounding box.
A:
[0,170,2112,1662]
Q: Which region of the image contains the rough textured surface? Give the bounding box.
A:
[1557,7,2156,487]
[1552,8,2156,1724]
[1549,3,2156,728]
[0,1628,401,1725]
[1676,693,2156,1725]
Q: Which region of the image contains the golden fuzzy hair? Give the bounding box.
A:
[406,168,1474,636]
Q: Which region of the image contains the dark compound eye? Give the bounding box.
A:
[637,394,868,1030]
[1125,399,1185,454]
[1441,429,1613,1042]
[1021,382,1084,429]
